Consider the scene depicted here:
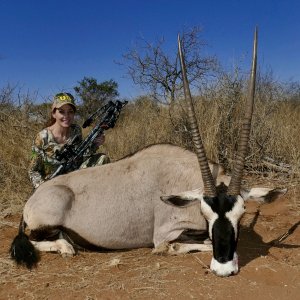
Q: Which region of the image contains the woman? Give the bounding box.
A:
[28,92,109,189]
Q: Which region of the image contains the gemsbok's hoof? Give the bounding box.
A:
[56,239,76,257]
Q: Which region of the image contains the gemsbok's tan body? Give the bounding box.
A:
[10,28,287,277]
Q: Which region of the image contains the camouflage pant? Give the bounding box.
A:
[79,153,110,169]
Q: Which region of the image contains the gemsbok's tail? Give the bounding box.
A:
[10,215,38,269]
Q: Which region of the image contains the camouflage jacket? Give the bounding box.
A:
[28,124,96,189]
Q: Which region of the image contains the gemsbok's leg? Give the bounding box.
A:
[153,242,212,255]
[31,239,75,257]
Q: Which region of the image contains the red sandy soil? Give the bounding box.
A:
[1,179,299,300]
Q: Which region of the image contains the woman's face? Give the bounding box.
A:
[52,104,75,128]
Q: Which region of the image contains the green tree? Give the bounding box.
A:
[74,77,119,119]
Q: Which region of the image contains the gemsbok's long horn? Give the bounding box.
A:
[228,27,258,196]
[178,34,217,197]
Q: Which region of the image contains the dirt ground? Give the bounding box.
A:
[0,178,299,300]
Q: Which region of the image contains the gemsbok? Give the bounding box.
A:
[10,28,286,277]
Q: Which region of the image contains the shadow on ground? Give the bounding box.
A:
[238,211,300,267]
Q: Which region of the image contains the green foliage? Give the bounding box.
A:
[74,77,119,119]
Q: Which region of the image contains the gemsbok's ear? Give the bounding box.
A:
[241,187,287,203]
[160,188,203,207]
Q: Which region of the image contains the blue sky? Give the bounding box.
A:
[1,0,299,102]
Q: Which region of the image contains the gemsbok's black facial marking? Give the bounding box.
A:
[203,194,237,215]
[212,216,236,263]
[203,194,238,263]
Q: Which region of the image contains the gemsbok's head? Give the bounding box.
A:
[178,28,258,277]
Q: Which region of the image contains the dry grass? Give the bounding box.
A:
[1,91,300,215]
[0,245,196,299]
[0,106,42,215]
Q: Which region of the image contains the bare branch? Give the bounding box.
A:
[119,26,218,104]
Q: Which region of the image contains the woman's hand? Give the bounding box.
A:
[93,133,105,148]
